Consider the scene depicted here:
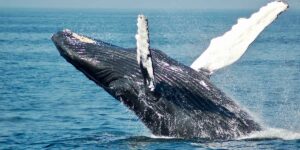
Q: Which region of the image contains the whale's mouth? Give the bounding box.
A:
[52,29,77,61]
[51,29,96,61]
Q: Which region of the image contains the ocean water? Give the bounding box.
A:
[0,8,299,149]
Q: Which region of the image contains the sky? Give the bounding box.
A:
[0,0,299,10]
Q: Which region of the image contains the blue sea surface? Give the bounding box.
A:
[0,8,299,149]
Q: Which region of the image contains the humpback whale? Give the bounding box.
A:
[52,1,288,140]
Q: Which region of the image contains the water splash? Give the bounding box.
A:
[239,128,300,140]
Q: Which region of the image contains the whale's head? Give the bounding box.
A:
[52,29,138,88]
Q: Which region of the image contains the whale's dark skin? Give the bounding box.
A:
[52,30,261,140]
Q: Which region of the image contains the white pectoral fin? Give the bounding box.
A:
[190,1,288,74]
[136,14,155,91]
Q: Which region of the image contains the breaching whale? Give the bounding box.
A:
[52,1,288,140]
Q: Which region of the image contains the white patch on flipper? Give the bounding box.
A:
[135,14,155,91]
[190,1,288,73]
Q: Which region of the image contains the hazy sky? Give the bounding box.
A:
[1,0,299,10]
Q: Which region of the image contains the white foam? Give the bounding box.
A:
[191,1,288,73]
[149,128,300,141]
[239,128,300,140]
[150,134,177,139]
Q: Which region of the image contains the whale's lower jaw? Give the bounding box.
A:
[52,30,261,140]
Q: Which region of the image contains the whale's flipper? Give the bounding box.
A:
[191,1,288,74]
[135,15,155,91]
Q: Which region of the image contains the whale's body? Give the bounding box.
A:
[52,30,261,140]
[51,1,288,140]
